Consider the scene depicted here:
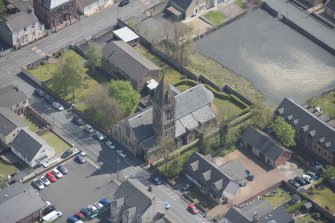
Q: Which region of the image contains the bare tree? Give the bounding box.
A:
[157,136,176,173]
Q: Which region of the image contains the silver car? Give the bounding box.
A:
[32,179,45,190]
[39,176,51,186]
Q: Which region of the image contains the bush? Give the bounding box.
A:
[205,85,230,100]
[286,200,307,213]
[229,94,249,109]
[174,79,198,87]
[40,61,47,66]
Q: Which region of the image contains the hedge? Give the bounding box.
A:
[205,85,230,100]
[286,200,307,213]
[229,94,249,109]
[174,79,198,87]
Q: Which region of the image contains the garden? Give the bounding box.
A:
[307,91,335,119]
[203,10,227,26]
[41,132,71,156]
[265,187,291,208]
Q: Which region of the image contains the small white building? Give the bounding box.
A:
[112,27,139,46]
[76,0,114,16]
[11,129,55,168]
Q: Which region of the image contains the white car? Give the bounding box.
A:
[32,179,45,190]
[116,150,127,158]
[52,168,63,178]
[53,102,64,111]
[94,202,104,210]
[84,124,94,133]
[106,141,115,149]
[88,204,99,213]
[303,174,313,184]
[39,176,51,186]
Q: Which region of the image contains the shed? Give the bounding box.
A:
[302,202,313,212]
[113,27,139,46]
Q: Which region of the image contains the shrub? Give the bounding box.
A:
[286,200,306,213]
[229,94,249,109]
[174,79,198,87]
[205,85,230,100]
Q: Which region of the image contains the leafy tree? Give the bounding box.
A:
[273,116,296,147]
[86,43,102,75]
[109,80,140,115]
[198,134,211,155]
[157,136,176,174]
[52,54,85,98]
[323,165,335,181]
[251,101,273,130]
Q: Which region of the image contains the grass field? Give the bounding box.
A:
[0,161,18,179]
[309,187,335,214]
[308,92,335,119]
[214,98,243,119]
[204,10,227,26]
[265,188,291,208]
[41,132,71,155]
[23,116,39,132]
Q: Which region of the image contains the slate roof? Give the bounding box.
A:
[0,85,28,108]
[11,129,48,162]
[277,98,335,154]
[325,0,335,10]
[259,206,294,223]
[241,126,292,162]
[170,0,193,11]
[102,41,160,82]
[184,152,240,198]
[0,106,27,137]
[6,11,38,32]
[35,0,71,9]
[219,159,246,182]
[7,0,33,11]
[0,182,46,223]
[128,108,154,142]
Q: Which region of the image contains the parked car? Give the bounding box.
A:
[61,149,73,159]
[57,164,68,175]
[32,179,45,190]
[289,194,301,205]
[46,172,57,183]
[39,176,51,186]
[294,176,307,186]
[306,171,319,180]
[52,168,63,178]
[67,215,79,223]
[53,102,64,111]
[80,208,93,217]
[34,88,45,97]
[245,170,254,181]
[94,202,104,210]
[74,211,85,220]
[42,205,56,215]
[188,203,199,214]
[100,198,111,206]
[44,94,53,104]
[288,179,301,189]
[94,131,105,141]
[118,0,129,7]
[76,154,86,164]
[164,201,171,210]
[116,149,127,158]
[72,116,84,125]
[302,174,313,184]
[84,124,94,133]
[88,204,99,213]
[314,161,323,170]
[151,176,162,185]
[106,140,115,149]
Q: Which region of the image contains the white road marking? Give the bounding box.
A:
[86,157,100,169]
[160,185,179,200]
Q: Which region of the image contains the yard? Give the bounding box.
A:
[204,10,227,26]
[307,92,335,119]
[189,187,217,210]
[41,132,71,155]
[265,188,291,208]
[22,116,39,132]
[214,98,243,118]
[308,187,335,214]
[235,0,247,9]
[0,161,18,179]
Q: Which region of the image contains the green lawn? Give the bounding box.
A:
[176,84,191,91]
[309,187,335,214]
[164,67,183,84]
[41,132,71,155]
[0,161,18,179]
[214,98,243,119]
[23,116,39,132]
[265,188,291,208]
[235,0,247,8]
[0,0,6,14]
[308,92,335,119]
[204,10,227,26]
[189,187,217,210]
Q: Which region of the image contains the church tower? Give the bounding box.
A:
[152,75,176,138]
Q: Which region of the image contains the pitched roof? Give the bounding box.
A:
[7,0,33,11]
[35,0,71,9]
[170,0,193,11]
[184,152,240,198]
[259,206,294,223]
[277,98,335,154]
[128,108,155,142]
[241,126,292,162]
[5,11,38,32]
[0,182,46,223]
[0,106,27,137]
[219,159,246,182]
[102,41,160,82]
[325,0,335,10]
[11,129,48,162]
[0,85,28,108]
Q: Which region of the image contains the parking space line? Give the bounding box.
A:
[87,157,100,169]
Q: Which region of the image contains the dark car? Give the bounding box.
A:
[76,154,86,164]
[118,0,129,7]
[245,170,254,181]
[100,198,111,206]
[44,94,53,104]
[61,149,73,159]
[72,116,84,125]
[57,164,68,175]
[34,88,45,97]
[288,194,301,205]
[74,211,85,220]
[294,176,307,186]
[80,208,93,217]
[288,179,301,189]
[151,176,162,185]
[305,171,319,180]
[42,205,56,215]
[67,216,79,223]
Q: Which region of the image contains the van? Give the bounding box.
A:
[42,210,62,222]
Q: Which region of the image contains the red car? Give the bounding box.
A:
[75,211,85,220]
[46,172,57,183]
[188,203,199,214]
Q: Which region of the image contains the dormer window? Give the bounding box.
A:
[308,130,316,137]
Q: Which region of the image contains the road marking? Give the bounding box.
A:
[17,57,25,62]
[86,157,100,169]
[160,185,179,200]
[97,19,104,24]
[56,38,65,44]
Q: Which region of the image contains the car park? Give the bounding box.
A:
[75,211,85,220]
[42,205,56,215]
[288,179,301,189]
[52,168,63,178]
[188,203,199,214]
[288,194,301,205]
[40,176,51,186]
[88,204,99,213]
[32,179,45,190]
[46,172,57,183]
[118,0,129,7]
[94,202,104,210]
[294,176,307,186]
[106,140,115,149]
[67,215,79,223]
[80,208,93,217]
[72,116,84,125]
[58,164,68,175]
[84,124,94,133]
[100,198,111,206]
[61,149,74,159]
[76,154,86,164]
[53,102,64,111]
[93,131,105,141]
[152,176,162,185]
[34,88,45,97]
[245,170,254,181]
[44,94,53,104]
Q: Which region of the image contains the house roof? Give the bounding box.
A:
[11,129,49,162]
[0,85,28,108]
[259,206,294,223]
[170,0,193,11]
[325,0,335,10]
[128,108,155,142]
[277,98,335,154]
[241,126,292,162]
[113,179,155,215]
[219,159,246,182]
[113,27,140,43]
[102,41,160,82]
[6,11,37,32]
[184,152,241,198]
[0,106,27,137]
[7,0,33,11]
[35,0,71,9]
[0,182,46,223]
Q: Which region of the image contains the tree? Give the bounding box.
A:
[251,101,273,130]
[198,134,211,155]
[52,54,85,98]
[109,80,140,115]
[86,43,102,75]
[273,116,296,147]
[157,136,176,174]
[323,165,335,181]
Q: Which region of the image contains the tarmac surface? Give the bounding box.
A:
[195,9,335,104]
